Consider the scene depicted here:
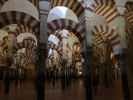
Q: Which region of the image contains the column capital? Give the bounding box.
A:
[117,6,126,16]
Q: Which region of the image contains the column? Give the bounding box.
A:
[35,1,50,100]
[82,9,93,100]
[35,43,45,100]
[116,52,130,100]
[113,2,130,99]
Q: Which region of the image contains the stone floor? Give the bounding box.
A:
[0,79,123,100]
[0,79,85,100]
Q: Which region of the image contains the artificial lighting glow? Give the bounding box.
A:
[47,6,78,23]
[48,34,59,46]
[17,33,37,46]
[60,29,69,38]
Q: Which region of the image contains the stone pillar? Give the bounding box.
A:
[106,1,130,99]
[35,43,45,100]
[82,9,93,100]
[38,0,50,78]
[82,44,93,100]
[116,52,130,100]
[35,1,50,100]
[107,16,130,100]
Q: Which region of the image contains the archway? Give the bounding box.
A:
[82,1,128,99]
[91,24,122,93]
[47,6,85,76]
[0,0,39,79]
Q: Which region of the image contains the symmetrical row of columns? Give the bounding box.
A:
[0,0,40,77]
[0,0,131,100]
[82,2,130,100]
[39,3,118,100]
[40,0,132,100]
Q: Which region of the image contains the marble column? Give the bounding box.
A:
[82,44,93,100]
[35,43,45,100]
[35,1,50,100]
[116,52,130,100]
[82,9,93,100]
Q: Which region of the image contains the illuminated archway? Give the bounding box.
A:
[50,0,84,17]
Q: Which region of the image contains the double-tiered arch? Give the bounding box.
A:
[0,0,39,67]
[47,6,85,55]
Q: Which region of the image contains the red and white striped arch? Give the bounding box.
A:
[92,24,122,54]
[15,24,36,36]
[48,30,63,55]
[16,33,37,49]
[125,1,133,26]
[48,42,62,55]
[86,0,119,24]
[0,11,39,35]
[47,19,85,42]
[16,33,38,65]
[48,31,63,42]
